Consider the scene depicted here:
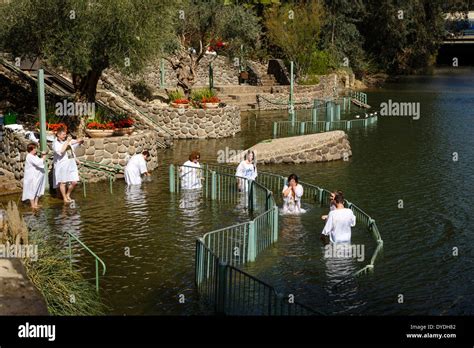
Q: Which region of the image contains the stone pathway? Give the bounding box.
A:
[0,258,49,315]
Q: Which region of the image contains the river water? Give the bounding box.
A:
[3,67,473,315]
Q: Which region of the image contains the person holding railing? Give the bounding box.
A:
[180,151,202,190]
[124,151,150,186]
[282,173,305,214]
[235,150,257,192]
[22,143,47,209]
[53,127,84,203]
[321,191,356,243]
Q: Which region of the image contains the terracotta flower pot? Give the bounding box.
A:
[85,129,115,138]
[113,126,135,136]
[202,103,219,109]
[171,102,189,109]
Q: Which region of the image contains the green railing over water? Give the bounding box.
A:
[79,160,123,196]
[65,231,107,294]
[169,163,383,315]
[273,116,378,138]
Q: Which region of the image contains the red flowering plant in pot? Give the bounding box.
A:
[168,90,189,108]
[85,120,115,138]
[112,114,135,136]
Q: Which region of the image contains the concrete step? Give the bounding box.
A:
[228,94,258,103]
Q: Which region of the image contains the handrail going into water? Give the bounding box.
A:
[65,231,106,293]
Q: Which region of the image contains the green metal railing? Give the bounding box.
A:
[79,160,123,196]
[350,90,368,105]
[272,116,377,138]
[171,163,383,315]
[65,231,106,293]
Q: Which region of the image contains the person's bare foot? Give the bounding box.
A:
[64,198,72,204]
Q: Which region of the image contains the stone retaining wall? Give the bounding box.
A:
[148,106,240,139]
[0,126,160,184]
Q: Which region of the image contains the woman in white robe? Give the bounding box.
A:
[235,150,257,192]
[22,143,47,209]
[321,192,356,243]
[124,151,150,186]
[52,128,83,203]
[181,151,202,190]
[282,173,305,214]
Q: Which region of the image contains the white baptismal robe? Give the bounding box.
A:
[53,139,80,187]
[124,154,148,186]
[235,160,257,191]
[22,153,45,201]
[322,208,356,243]
[181,160,202,190]
[282,184,304,213]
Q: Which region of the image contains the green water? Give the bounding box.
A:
[3,67,473,315]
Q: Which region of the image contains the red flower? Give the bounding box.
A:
[87,121,115,130]
[174,98,189,104]
[114,119,134,128]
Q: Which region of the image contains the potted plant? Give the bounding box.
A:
[168,90,189,108]
[112,114,135,136]
[85,120,115,138]
[35,122,67,136]
[4,111,18,125]
[201,96,220,109]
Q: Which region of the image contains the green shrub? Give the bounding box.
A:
[168,90,185,102]
[130,80,153,101]
[299,74,320,85]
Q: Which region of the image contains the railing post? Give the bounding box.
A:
[68,234,72,270]
[248,180,254,212]
[169,164,175,193]
[318,188,323,206]
[300,121,305,135]
[273,122,277,139]
[216,260,227,315]
[82,179,87,198]
[211,171,217,200]
[95,259,100,293]
[312,100,318,123]
[247,221,256,262]
[272,205,279,243]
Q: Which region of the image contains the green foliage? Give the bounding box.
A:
[264,1,325,77]
[24,227,106,316]
[130,80,153,101]
[299,74,321,86]
[190,88,216,103]
[168,90,185,102]
[0,0,174,100]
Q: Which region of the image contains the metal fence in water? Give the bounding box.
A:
[170,164,383,315]
[273,116,378,138]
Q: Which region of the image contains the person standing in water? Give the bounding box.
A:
[235,150,257,192]
[181,151,202,190]
[124,151,150,186]
[282,173,305,214]
[22,143,47,209]
[321,191,356,243]
[321,190,343,220]
[53,127,83,203]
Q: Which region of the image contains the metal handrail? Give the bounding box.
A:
[65,231,106,293]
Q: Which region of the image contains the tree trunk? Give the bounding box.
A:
[166,48,203,97]
[72,68,105,137]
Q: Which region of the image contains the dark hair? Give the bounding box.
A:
[27,143,37,153]
[189,151,200,161]
[334,191,344,205]
[287,173,298,184]
[244,150,256,163]
[142,150,150,157]
[56,126,67,135]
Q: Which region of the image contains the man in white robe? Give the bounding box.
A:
[321,192,356,243]
[22,143,47,209]
[124,151,150,185]
[53,128,83,203]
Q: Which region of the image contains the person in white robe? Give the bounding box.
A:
[181,151,202,190]
[282,173,305,214]
[235,150,257,192]
[124,151,150,185]
[321,190,341,220]
[321,191,356,243]
[22,143,47,209]
[53,127,83,203]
